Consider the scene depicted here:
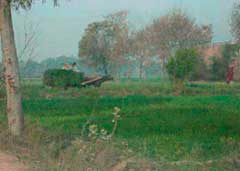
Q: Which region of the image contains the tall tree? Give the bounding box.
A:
[131,28,153,79]
[0,0,58,136]
[148,10,212,61]
[0,0,25,136]
[231,2,240,42]
[79,21,113,74]
[106,11,128,79]
[79,11,128,75]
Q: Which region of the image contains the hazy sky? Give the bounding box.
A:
[12,0,238,61]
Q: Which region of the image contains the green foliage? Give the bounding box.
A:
[190,57,209,81]
[209,56,226,81]
[79,12,128,75]
[209,44,240,80]
[222,43,240,60]
[79,21,114,74]
[166,48,199,81]
[43,69,84,89]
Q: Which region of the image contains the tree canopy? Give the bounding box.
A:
[11,0,59,10]
[166,48,199,81]
[79,11,128,75]
[148,10,212,60]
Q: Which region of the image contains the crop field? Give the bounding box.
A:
[1,80,240,170]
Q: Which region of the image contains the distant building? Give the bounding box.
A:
[197,41,236,65]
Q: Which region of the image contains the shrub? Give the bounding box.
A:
[43,69,84,89]
[166,48,199,82]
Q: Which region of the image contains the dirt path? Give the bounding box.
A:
[0,152,27,171]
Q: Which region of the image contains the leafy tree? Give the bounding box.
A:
[148,10,212,61]
[166,48,199,82]
[190,57,209,81]
[79,11,128,75]
[0,0,59,136]
[209,56,226,81]
[79,21,112,74]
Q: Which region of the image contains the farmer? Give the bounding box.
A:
[226,63,234,84]
[71,62,80,72]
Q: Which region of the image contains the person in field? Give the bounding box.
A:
[226,63,234,84]
[71,62,80,72]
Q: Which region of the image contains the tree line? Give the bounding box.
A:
[78,10,212,80]
[1,0,240,136]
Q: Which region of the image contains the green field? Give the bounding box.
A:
[1,80,240,170]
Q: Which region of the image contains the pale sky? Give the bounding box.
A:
[12,0,238,61]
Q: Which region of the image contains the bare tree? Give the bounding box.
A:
[19,16,40,76]
[231,2,240,42]
[107,11,129,79]
[131,28,153,79]
[19,17,39,62]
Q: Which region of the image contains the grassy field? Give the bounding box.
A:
[1,79,240,170]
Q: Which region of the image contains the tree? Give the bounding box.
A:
[0,0,25,136]
[0,0,59,136]
[166,48,199,82]
[79,11,128,76]
[79,21,113,74]
[209,44,240,81]
[106,11,129,79]
[19,16,40,64]
[209,56,226,81]
[148,10,212,61]
[231,2,240,41]
[131,28,153,79]
[190,56,209,81]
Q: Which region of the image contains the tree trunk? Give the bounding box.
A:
[0,0,24,136]
[127,59,132,80]
[139,56,144,80]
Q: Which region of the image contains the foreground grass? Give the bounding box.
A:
[1,80,240,170]
[22,95,240,161]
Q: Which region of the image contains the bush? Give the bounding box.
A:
[43,69,84,89]
[166,48,199,82]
